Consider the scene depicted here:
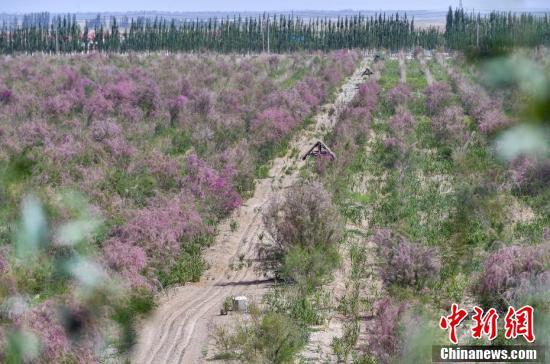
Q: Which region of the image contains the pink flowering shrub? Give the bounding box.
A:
[45,134,83,162]
[17,120,51,148]
[477,244,549,307]
[83,91,114,121]
[0,89,13,104]
[448,69,512,134]
[124,194,203,261]
[295,77,326,109]
[367,297,407,364]
[478,108,510,134]
[191,89,213,116]
[251,107,297,145]
[103,240,149,289]
[356,81,381,111]
[25,301,70,361]
[0,248,8,274]
[387,83,412,109]
[389,108,415,131]
[106,79,136,105]
[431,106,468,144]
[186,154,241,216]
[373,229,441,287]
[509,155,550,194]
[218,89,243,114]
[90,119,135,159]
[218,141,256,193]
[425,82,451,115]
[148,151,180,181]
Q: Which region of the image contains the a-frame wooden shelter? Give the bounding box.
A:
[302,141,336,161]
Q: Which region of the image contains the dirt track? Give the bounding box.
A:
[131,58,370,364]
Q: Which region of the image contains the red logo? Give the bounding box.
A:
[439,303,468,344]
[471,306,499,341]
[439,304,535,343]
[504,305,535,342]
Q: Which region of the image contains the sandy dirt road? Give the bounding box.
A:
[131,58,370,364]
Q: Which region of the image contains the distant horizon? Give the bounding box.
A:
[2,0,549,14]
[1,7,549,15]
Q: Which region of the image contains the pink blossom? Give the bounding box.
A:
[425,82,451,115]
[186,154,241,215]
[478,244,548,306]
[478,109,511,134]
[368,296,407,363]
[251,107,297,144]
[83,91,114,120]
[356,81,381,111]
[46,134,82,161]
[25,301,70,361]
[113,194,205,265]
[432,106,468,143]
[387,83,412,109]
[107,79,136,104]
[148,151,180,179]
[103,240,149,288]
[18,120,51,148]
[90,119,122,141]
[389,108,415,131]
[0,89,13,104]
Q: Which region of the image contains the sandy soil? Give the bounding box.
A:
[131,57,370,364]
[399,51,407,84]
[298,65,384,364]
[418,50,434,85]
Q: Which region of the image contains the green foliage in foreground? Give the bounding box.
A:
[213,308,308,363]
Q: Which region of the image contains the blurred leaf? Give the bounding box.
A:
[15,196,48,260]
[494,124,550,161]
[56,219,100,246]
[63,257,107,290]
[5,330,40,364]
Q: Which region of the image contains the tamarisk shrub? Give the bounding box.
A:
[355,81,381,111]
[432,106,468,144]
[186,154,241,216]
[148,150,180,182]
[0,89,13,104]
[509,155,550,194]
[103,240,149,289]
[251,107,297,145]
[448,69,511,134]
[387,83,412,110]
[425,82,451,115]
[191,89,213,116]
[372,229,441,288]
[261,182,343,285]
[477,244,549,308]
[90,119,136,159]
[83,91,114,122]
[17,120,51,148]
[478,108,510,135]
[108,194,205,270]
[24,300,70,361]
[389,107,415,132]
[367,297,407,364]
[168,95,188,124]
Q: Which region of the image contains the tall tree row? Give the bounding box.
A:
[445,7,549,55]
[0,8,548,54]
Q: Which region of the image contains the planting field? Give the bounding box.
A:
[0,51,361,362]
[0,48,548,364]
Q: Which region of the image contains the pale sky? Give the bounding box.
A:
[0,0,548,13]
